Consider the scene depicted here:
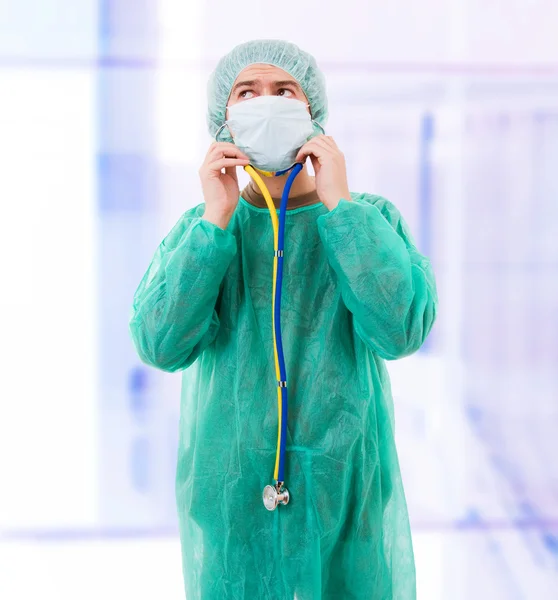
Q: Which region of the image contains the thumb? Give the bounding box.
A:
[225,165,239,183]
[310,154,321,175]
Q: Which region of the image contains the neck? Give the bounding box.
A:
[260,163,316,198]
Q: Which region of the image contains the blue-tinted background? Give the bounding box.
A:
[1,1,557,598]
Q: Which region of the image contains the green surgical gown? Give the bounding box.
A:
[129,192,438,600]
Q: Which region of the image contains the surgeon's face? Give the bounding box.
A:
[226,63,310,117]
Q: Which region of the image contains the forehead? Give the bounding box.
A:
[233,63,296,84]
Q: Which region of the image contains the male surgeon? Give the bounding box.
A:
[129,39,438,600]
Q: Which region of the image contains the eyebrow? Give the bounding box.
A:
[231,79,302,94]
[273,80,302,90]
[231,80,259,94]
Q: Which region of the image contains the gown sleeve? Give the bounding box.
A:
[316,194,438,361]
[129,205,238,372]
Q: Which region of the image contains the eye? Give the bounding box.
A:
[239,90,255,100]
[277,88,294,98]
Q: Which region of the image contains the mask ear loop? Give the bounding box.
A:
[214,122,230,142]
[312,120,326,135]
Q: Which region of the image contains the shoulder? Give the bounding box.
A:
[185,202,207,219]
[349,192,401,224]
[349,192,417,247]
[175,202,208,227]
[350,191,394,210]
[167,203,207,231]
[161,202,207,248]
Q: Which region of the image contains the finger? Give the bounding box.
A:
[225,165,239,182]
[306,134,335,148]
[295,140,325,163]
[308,137,344,165]
[309,154,321,175]
[208,157,250,172]
[310,136,337,154]
[295,140,334,164]
[207,143,250,162]
[208,144,250,161]
[323,135,339,149]
[209,141,238,151]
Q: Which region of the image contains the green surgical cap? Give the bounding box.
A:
[207,39,328,142]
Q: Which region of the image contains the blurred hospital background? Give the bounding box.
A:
[1,1,557,598]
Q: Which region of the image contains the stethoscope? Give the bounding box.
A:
[244,162,303,511]
[215,120,322,511]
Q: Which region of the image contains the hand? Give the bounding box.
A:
[295,135,351,210]
[199,142,250,227]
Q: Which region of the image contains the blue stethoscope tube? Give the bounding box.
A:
[274,163,303,482]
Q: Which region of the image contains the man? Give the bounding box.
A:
[129,39,438,600]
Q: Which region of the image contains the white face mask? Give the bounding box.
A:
[218,95,321,173]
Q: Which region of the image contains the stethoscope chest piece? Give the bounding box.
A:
[263,482,290,511]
